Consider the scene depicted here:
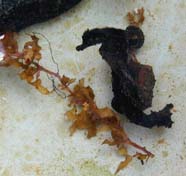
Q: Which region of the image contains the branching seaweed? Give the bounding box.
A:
[0,32,154,174]
[127,7,145,27]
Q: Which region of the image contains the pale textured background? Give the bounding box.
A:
[0,0,186,175]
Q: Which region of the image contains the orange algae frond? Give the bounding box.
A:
[0,32,154,174]
[66,79,154,174]
[23,35,42,64]
[0,33,51,94]
[127,7,145,26]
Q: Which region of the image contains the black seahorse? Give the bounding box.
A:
[76,25,174,128]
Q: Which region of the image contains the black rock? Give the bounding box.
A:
[0,0,82,33]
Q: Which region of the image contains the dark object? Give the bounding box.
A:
[76,26,174,128]
[0,0,81,33]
